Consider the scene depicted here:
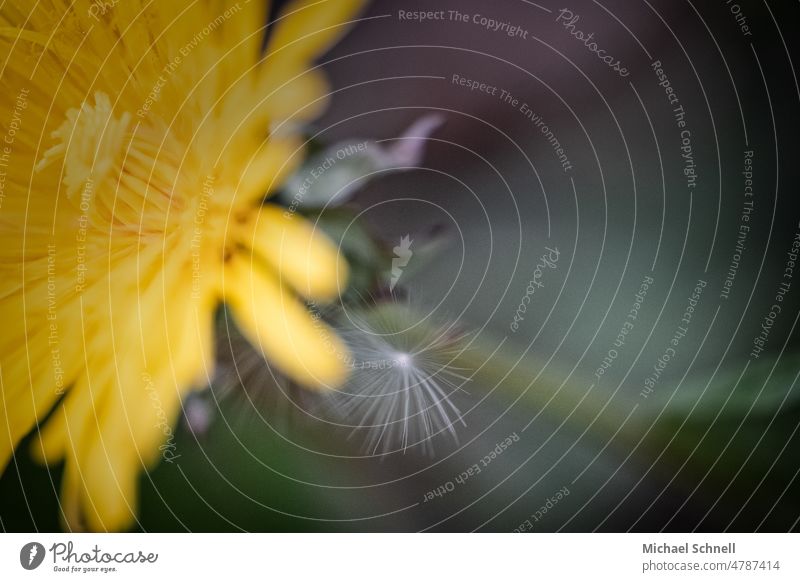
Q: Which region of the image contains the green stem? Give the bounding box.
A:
[452,332,647,441]
[367,302,646,442]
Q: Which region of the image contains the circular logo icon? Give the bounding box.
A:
[19,542,45,570]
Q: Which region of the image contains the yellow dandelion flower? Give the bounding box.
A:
[0,0,364,531]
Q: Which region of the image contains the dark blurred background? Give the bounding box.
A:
[3,0,800,532]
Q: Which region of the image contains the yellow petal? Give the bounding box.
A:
[82,434,139,532]
[30,401,70,465]
[80,367,181,531]
[269,68,330,123]
[237,136,306,201]
[223,255,349,389]
[59,452,83,532]
[56,367,116,531]
[249,67,331,128]
[0,327,78,468]
[265,0,367,70]
[30,363,109,466]
[0,370,60,468]
[242,204,348,301]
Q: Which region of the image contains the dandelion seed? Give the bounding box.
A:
[326,305,471,455]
